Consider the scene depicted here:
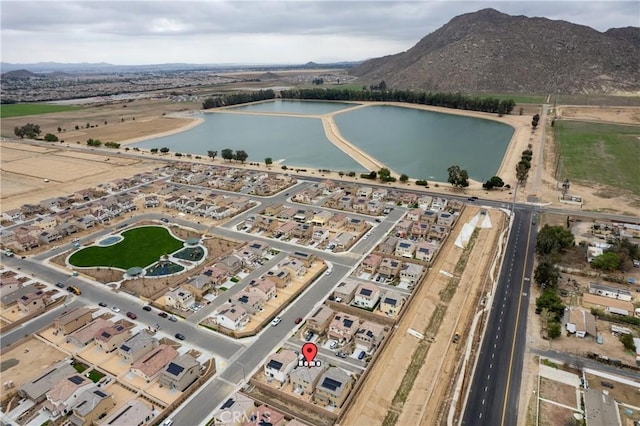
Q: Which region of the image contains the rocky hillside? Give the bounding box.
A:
[350,8,640,94]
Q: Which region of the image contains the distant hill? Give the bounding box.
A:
[350,8,640,94]
[1,69,38,79]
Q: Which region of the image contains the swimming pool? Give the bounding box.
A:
[99,236,123,246]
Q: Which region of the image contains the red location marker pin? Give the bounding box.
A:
[302,342,317,367]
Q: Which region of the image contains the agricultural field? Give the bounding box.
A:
[69,226,184,269]
[0,103,82,118]
[554,120,640,196]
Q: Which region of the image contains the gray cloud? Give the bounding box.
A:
[2,1,638,64]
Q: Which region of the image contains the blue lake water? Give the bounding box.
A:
[133,101,514,181]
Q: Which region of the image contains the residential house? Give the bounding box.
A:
[398,192,418,206]
[291,223,313,239]
[583,388,619,426]
[277,207,298,221]
[355,321,385,352]
[99,400,154,426]
[279,258,306,277]
[213,394,255,426]
[378,258,402,278]
[417,195,432,209]
[421,210,437,224]
[1,283,39,308]
[247,278,277,301]
[39,230,63,244]
[372,188,388,201]
[307,305,334,334]
[0,276,22,297]
[353,283,381,309]
[2,208,24,222]
[95,323,131,353]
[345,217,366,233]
[328,213,347,229]
[118,331,159,362]
[34,216,57,230]
[311,211,333,227]
[67,318,112,347]
[352,198,368,213]
[274,221,297,239]
[313,367,354,408]
[377,236,398,255]
[17,290,50,314]
[262,203,284,217]
[75,215,96,229]
[312,227,330,243]
[18,361,77,403]
[332,232,356,251]
[328,313,359,344]
[43,374,93,417]
[246,240,269,258]
[361,254,382,275]
[264,268,292,288]
[395,239,416,258]
[144,196,160,208]
[437,212,456,227]
[68,388,115,426]
[215,303,249,330]
[395,220,412,238]
[338,196,353,210]
[292,209,313,223]
[55,307,93,335]
[429,224,449,242]
[254,216,279,233]
[165,287,195,310]
[215,254,244,276]
[131,344,178,382]
[201,266,228,288]
[410,221,431,239]
[183,275,213,299]
[290,364,325,395]
[357,186,373,198]
[379,290,406,317]
[333,280,359,303]
[430,197,448,211]
[234,290,265,315]
[565,308,597,338]
[159,353,201,391]
[407,208,423,222]
[588,282,632,301]
[400,263,425,286]
[415,241,438,262]
[264,349,298,383]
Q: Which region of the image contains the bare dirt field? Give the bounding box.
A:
[557,106,640,125]
[538,400,576,426]
[0,337,68,393]
[539,377,578,408]
[585,373,640,406]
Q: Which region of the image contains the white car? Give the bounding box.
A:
[325,269,332,276]
[111,306,120,313]
[271,316,282,327]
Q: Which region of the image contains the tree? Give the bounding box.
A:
[447,165,469,188]
[57,127,62,132]
[536,225,575,257]
[207,150,217,160]
[547,321,562,339]
[265,157,273,166]
[14,123,41,139]
[221,148,234,161]
[620,333,636,352]
[531,120,538,129]
[536,289,565,319]
[150,148,159,153]
[399,174,409,182]
[483,176,505,190]
[534,259,560,288]
[378,167,391,182]
[44,133,59,142]
[233,150,248,163]
[159,147,170,153]
[591,252,621,271]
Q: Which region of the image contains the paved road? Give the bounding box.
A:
[462,207,537,426]
[530,348,640,382]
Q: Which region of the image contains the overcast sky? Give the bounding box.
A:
[2,0,638,65]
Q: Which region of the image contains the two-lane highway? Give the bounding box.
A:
[462,207,536,425]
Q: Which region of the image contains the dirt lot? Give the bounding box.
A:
[539,377,578,408]
[585,373,640,406]
[538,400,577,426]
[0,337,68,396]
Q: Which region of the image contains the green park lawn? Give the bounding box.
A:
[69,226,183,269]
[0,103,81,118]
[555,120,640,195]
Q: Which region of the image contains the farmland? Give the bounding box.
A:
[0,103,82,118]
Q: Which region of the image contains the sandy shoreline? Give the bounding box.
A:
[118,113,205,146]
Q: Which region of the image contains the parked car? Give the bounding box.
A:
[601,381,614,389]
[158,312,168,318]
[98,302,107,307]
[142,305,152,312]
[329,340,337,349]
[358,351,366,360]
[161,218,169,223]
[375,218,381,223]
[126,312,137,320]
[168,316,177,322]
[111,306,120,313]
[55,282,65,288]
[271,316,282,327]
[304,332,314,342]
[294,317,303,324]
[335,351,348,358]
[174,333,186,341]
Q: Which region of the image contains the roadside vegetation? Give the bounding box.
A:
[1,103,81,118]
[554,120,640,196]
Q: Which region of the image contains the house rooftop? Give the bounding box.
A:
[131,344,178,377]
[101,399,152,426]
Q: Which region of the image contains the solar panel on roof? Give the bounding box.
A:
[101,332,111,338]
[383,298,397,305]
[221,398,235,409]
[120,344,130,352]
[267,360,283,370]
[68,375,84,385]
[167,362,185,376]
[322,377,342,391]
[94,390,107,398]
[343,319,353,327]
[360,289,372,296]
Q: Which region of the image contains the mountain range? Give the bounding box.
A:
[349,8,640,94]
